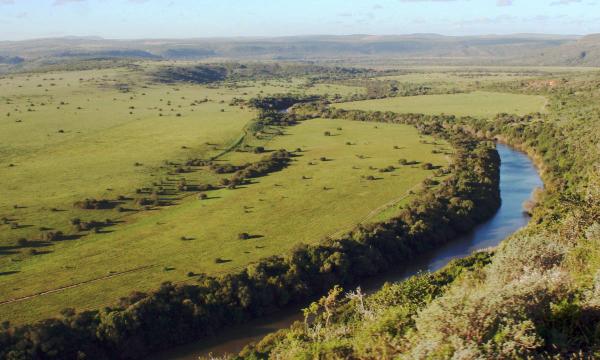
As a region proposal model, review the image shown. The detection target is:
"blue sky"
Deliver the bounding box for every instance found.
[1,0,599,41]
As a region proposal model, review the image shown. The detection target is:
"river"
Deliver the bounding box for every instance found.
[154,143,543,360]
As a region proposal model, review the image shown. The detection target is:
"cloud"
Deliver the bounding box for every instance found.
[0,0,15,4]
[453,14,517,27]
[497,0,513,6]
[53,0,85,5]
[550,0,582,4]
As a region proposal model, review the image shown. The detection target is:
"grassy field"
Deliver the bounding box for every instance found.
[0,65,447,324]
[0,117,448,324]
[0,68,365,247]
[336,91,547,117]
[0,66,547,325]
[376,71,540,84]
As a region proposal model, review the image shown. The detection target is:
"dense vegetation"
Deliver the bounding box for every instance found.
[237,73,600,359]
[153,63,372,85]
[0,107,501,358]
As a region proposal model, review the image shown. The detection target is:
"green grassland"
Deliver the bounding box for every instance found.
[0,66,436,324]
[0,68,364,247]
[336,91,547,117]
[0,66,541,326]
[376,71,540,84]
[0,115,448,324]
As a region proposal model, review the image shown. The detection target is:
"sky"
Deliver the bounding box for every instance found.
[1,0,599,41]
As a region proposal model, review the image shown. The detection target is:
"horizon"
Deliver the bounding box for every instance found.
[0,32,592,43]
[2,0,600,41]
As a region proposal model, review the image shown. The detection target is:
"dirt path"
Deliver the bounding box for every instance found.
[327,180,424,239]
[0,264,157,306]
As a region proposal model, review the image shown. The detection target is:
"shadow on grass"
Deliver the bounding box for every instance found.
[0,271,19,276]
[214,258,232,264]
[56,234,83,241]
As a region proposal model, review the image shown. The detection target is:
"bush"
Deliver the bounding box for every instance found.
[73,198,115,210]
[41,231,63,241]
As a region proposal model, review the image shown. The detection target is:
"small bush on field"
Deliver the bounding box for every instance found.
[41,231,63,241]
[73,198,116,210]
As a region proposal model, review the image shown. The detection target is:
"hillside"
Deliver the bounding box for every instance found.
[0,34,597,69]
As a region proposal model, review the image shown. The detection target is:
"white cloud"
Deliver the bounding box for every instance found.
[497,0,513,6]
[53,0,85,5]
[550,0,582,4]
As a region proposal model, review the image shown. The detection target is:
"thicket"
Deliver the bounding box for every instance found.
[153,63,372,85]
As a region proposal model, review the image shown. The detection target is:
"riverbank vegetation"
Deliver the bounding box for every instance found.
[235,70,600,359]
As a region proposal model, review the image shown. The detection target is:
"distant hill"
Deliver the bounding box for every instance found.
[0,34,598,67]
[0,55,24,65]
[527,34,600,66]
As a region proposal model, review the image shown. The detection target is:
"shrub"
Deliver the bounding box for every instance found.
[137,198,153,206]
[73,198,115,210]
[41,231,63,241]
